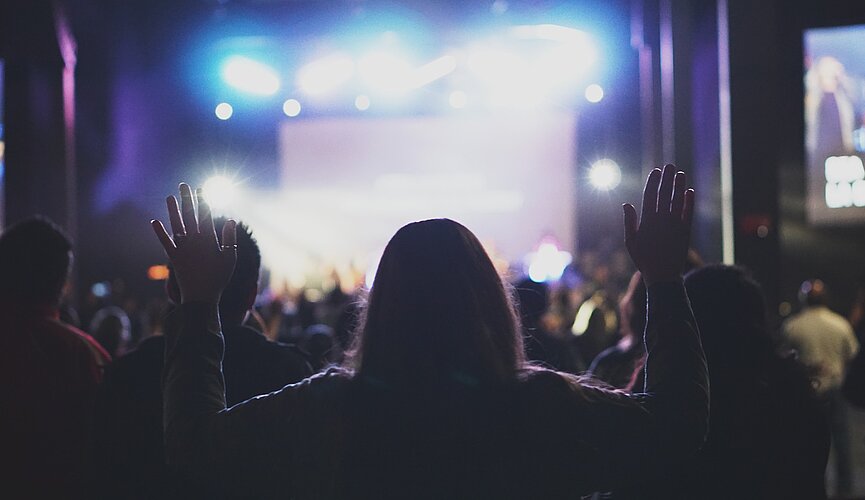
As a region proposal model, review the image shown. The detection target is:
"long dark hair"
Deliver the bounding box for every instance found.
[347,219,524,387]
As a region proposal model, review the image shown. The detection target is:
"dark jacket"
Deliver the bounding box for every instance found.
[1,304,109,499]
[163,282,709,499]
[96,320,311,498]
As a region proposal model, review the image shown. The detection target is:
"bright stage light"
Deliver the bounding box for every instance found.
[410,55,457,88]
[221,56,280,96]
[214,102,233,120]
[355,95,371,111]
[465,24,599,107]
[527,242,572,283]
[468,48,525,85]
[585,84,604,103]
[449,90,467,109]
[203,175,239,212]
[283,99,302,117]
[588,159,622,191]
[297,55,355,96]
[358,51,413,93]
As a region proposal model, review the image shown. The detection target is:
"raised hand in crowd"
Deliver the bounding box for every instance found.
[151,183,237,304]
[623,164,694,286]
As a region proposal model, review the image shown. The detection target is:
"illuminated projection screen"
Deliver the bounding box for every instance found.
[249,114,576,285]
[804,24,865,225]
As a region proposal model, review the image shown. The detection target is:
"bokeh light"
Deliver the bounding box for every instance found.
[214,102,233,120]
[588,158,622,191]
[283,99,302,117]
[585,83,604,103]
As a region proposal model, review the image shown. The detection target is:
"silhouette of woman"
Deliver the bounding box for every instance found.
[151,166,708,498]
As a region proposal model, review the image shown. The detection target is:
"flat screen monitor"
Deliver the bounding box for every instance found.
[804,24,865,224]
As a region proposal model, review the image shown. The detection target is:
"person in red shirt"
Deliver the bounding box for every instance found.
[0,217,109,498]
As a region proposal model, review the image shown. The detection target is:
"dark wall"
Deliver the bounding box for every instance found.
[0,1,70,228]
[726,0,782,311]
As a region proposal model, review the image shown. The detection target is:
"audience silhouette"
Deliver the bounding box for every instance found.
[782,279,859,497]
[96,218,311,498]
[516,277,582,373]
[150,166,709,498]
[618,265,830,499]
[0,217,110,498]
[587,271,647,390]
[4,160,850,498]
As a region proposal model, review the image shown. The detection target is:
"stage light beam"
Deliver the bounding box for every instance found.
[410,55,457,88]
[297,55,355,96]
[358,51,413,93]
[221,56,280,96]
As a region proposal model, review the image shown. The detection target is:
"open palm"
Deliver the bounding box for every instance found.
[623,165,695,287]
[151,183,237,304]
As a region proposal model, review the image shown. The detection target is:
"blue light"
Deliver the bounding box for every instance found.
[221,56,280,96]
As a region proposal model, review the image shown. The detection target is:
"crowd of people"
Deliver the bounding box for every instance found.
[2,166,864,498]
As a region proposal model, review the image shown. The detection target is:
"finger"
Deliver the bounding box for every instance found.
[623,203,638,249]
[641,168,662,221]
[151,220,176,256]
[179,183,199,234]
[656,164,676,214]
[682,188,695,236]
[670,171,687,218]
[221,220,238,267]
[166,195,185,237]
[221,219,237,249]
[196,188,217,243]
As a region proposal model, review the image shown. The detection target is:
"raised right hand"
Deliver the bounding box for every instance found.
[622,165,694,287]
[150,183,237,304]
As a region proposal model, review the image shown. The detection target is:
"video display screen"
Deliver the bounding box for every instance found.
[804,24,865,224]
[259,113,577,286]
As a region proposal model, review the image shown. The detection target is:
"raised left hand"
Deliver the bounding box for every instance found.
[151,183,237,304]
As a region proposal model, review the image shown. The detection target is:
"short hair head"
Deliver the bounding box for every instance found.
[0,217,72,305]
[348,219,523,387]
[684,265,773,370]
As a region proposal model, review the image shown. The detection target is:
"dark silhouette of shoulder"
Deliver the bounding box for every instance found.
[222,324,313,405]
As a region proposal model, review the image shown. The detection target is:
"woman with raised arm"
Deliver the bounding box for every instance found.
[152,165,708,498]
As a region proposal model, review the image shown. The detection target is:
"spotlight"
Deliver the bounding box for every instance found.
[147,265,170,281]
[468,48,525,86]
[297,55,355,96]
[449,90,467,109]
[202,175,238,212]
[527,242,572,283]
[214,102,233,120]
[221,56,280,96]
[282,99,302,117]
[358,51,413,93]
[588,159,622,191]
[355,95,371,111]
[585,84,604,103]
[410,55,457,88]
